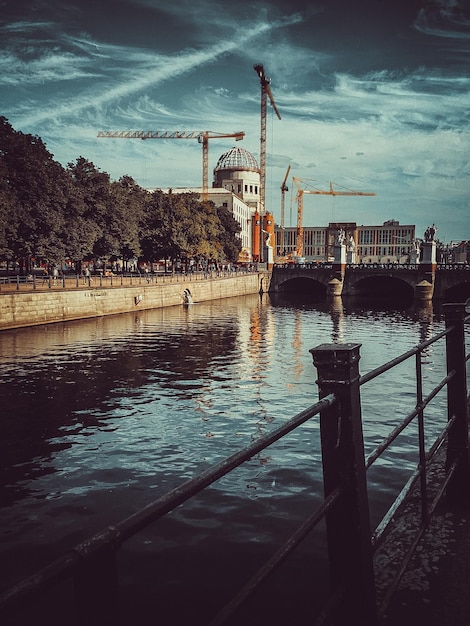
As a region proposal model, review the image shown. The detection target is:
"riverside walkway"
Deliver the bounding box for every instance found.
[0,268,251,292]
[0,270,265,331]
[378,430,470,626]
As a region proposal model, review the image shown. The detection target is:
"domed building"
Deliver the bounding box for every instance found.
[154,145,273,264]
[213,146,260,213]
[212,146,275,263]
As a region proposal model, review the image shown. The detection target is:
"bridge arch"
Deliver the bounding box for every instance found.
[443,280,470,303]
[347,275,415,300]
[273,276,328,297]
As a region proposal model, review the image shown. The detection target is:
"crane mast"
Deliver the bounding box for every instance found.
[292,178,376,258]
[280,165,291,256]
[97,130,244,201]
[253,63,281,262]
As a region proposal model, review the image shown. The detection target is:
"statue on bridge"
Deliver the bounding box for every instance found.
[346,234,356,264]
[410,239,421,264]
[335,228,346,246]
[422,224,438,265]
[424,224,437,242]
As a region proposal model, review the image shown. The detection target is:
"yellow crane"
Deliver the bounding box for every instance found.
[292,178,376,258]
[253,63,281,262]
[279,165,291,256]
[97,130,245,201]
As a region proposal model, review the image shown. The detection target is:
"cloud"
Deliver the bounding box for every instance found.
[9,12,303,129]
[413,1,470,44]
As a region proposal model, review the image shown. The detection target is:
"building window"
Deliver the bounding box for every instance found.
[360,230,373,245]
[378,229,391,244]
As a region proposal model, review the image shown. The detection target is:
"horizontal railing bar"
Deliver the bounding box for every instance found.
[372,467,421,550]
[0,552,80,609]
[115,393,337,542]
[207,487,343,626]
[366,408,419,470]
[428,456,459,519]
[371,408,457,550]
[0,394,337,612]
[366,370,454,470]
[373,410,458,555]
[425,414,456,463]
[359,327,451,386]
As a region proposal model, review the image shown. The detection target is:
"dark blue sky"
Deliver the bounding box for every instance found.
[1,0,469,241]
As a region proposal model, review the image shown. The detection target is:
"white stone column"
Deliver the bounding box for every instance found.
[421,240,437,265]
[334,243,346,265]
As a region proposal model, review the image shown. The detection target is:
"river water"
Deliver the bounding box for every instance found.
[0,292,462,624]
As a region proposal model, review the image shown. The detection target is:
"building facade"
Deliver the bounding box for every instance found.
[275,220,416,264]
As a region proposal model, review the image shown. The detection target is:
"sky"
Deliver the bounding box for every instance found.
[1,0,469,243]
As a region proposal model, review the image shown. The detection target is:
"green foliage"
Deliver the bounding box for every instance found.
[0,116,69,266]
[0,118,244,269]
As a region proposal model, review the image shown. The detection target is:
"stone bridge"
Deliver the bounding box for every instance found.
[269,263,470,301]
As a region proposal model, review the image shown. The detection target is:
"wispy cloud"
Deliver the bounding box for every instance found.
[414,1,470,39]
[10,12,303,128]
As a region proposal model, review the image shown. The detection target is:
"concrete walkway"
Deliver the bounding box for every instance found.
[381,504,470,625]
[376,429,470,626]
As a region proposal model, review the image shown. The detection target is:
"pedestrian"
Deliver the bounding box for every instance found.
[83,266,92,284]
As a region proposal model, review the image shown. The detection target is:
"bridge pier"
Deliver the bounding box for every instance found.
[415,279,434,301]
[328,242,347,296]
[327,278,343,296]
[415,241,437,300]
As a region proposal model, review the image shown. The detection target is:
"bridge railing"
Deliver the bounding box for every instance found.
[273,262,470,271]
[0,303,468,626]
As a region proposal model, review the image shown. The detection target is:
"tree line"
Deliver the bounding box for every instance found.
[0,117,242,273]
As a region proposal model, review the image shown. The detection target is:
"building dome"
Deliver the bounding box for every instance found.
[214,147,259,173]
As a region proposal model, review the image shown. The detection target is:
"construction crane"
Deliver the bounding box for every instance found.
[279,165,291,256]
[292,178,376,258]
[253,63,281,262]
[97,130,245,201]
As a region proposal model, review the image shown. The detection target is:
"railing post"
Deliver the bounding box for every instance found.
[310,343,377,625]
[444,302,470,507]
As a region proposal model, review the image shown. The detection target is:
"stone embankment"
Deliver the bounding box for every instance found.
[0,272,267,331]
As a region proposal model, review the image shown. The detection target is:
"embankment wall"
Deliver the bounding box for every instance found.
[0,274,264,331]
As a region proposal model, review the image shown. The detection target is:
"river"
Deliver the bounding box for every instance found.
[0,292,459,625]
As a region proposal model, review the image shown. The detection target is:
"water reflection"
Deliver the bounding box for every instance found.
[329,296,345,343]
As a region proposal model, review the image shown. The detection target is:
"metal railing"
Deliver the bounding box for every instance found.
[0,303,468,626]
[0,268,257,292]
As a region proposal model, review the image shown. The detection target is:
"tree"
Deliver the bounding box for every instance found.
[0,117,246,273]
[111,175,146,263]
[141,190,191,263]
[0,116,69,270]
